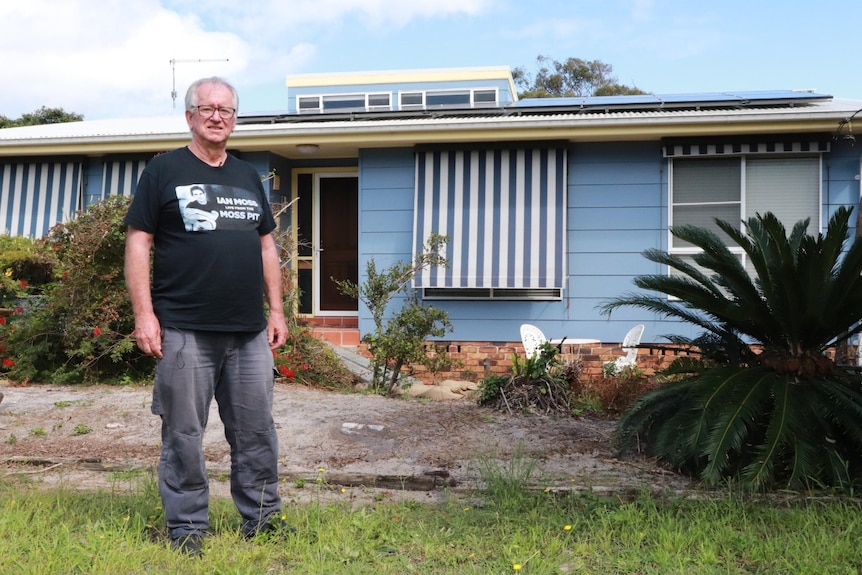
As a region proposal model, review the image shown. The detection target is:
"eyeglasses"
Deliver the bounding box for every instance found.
[193,105,236,119]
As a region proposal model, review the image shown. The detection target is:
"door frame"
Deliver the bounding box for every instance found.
[313,171,359,316]
[290,167,359,318]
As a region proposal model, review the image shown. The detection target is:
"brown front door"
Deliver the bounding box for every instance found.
[318,175,358,312]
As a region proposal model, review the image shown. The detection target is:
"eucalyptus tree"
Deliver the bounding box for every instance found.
[513,55,645,99]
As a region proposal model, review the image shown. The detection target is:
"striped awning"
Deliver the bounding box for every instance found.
[413,146,567,289]
[0,161,82,238]
[102,159,147,198]
[663,140,830,157]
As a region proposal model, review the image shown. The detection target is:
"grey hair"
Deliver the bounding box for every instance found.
[184,77,239,112]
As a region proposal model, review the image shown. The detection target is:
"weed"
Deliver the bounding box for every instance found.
[475,443,543,508]
[54,399,94,409]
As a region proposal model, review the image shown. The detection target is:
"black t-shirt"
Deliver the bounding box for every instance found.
[124,147,276,332]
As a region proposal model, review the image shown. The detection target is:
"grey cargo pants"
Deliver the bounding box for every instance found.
[152,328,281,539]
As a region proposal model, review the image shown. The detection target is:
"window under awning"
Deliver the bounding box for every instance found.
[0,161,82,238]
[413,145,567,290]
[102,159,147,198]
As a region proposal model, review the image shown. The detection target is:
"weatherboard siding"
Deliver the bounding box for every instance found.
[355,142,696,344]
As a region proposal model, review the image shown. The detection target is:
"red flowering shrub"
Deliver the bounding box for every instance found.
[0,308,22,373]
[272,327,355,389]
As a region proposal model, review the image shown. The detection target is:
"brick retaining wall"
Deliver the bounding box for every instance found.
[356,340,696,384]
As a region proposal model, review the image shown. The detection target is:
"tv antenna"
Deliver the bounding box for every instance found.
[170,58,230,108]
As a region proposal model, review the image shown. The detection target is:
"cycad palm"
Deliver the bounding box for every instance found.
[601,207,862,490]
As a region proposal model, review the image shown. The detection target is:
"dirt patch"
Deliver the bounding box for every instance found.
[0,381,692,503]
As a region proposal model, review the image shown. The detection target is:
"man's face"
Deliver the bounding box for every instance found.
[186,83,236,146]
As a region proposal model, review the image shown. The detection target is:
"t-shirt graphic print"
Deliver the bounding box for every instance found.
[176,183,265,232]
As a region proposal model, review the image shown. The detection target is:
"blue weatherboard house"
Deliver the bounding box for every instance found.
[1,66,860,376]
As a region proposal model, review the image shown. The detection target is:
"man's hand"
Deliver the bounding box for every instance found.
[267,310,288,350]
[134,312,163,359]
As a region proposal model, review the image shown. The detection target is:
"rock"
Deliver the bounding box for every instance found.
[341,422,385,435]
[401,379,479,400]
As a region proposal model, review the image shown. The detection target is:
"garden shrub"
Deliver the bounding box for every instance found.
[571,366,658,415]
[0,234,55,288]
[273,326,356,390]
[334,233,454,395]
[2,196,151,384]
[602,207,862,491]
[0,235,53,308]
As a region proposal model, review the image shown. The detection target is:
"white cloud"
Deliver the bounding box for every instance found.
[0,0,491,120]
[0,1,246,118]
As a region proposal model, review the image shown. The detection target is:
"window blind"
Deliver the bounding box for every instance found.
[413,147,567,289]
[102,159,147,199]
[0,161,82,238]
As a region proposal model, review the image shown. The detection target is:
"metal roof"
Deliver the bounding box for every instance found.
[0,93,860,160]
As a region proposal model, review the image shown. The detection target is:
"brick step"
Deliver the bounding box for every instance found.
[310,326,361,348]
[303,316,358,328]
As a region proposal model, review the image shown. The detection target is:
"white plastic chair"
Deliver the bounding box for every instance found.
[520,324,566,359]
[603,324,645,375]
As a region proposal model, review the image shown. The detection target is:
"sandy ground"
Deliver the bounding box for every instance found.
[0,381,692,504]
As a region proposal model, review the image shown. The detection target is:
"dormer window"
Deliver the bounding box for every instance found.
[296,92,393,113]
[426,90,471,108]
[400,92,423,108]
[399,88,499,110]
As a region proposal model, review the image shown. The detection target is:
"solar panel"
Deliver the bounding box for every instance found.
[512,90,832,111]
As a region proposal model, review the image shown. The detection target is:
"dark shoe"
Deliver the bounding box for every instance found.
[246,516,297,539]
[170,533,203,557]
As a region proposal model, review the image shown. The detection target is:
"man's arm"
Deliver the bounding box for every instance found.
[124,227,162,358]
[261,232,288,349]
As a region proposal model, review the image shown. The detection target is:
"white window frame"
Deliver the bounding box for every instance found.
[296,92,392,113]
[398,87,499,110]
[668,154,823,275]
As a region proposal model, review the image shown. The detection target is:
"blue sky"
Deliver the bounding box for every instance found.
[1,0,860,121]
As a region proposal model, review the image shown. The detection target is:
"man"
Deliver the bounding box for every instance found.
[124,77,289,556]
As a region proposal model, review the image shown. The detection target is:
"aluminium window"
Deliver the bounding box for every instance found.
[399,88,499,110]
[669,154,821,273]
[297,96,321,112]
[296,92,392,113]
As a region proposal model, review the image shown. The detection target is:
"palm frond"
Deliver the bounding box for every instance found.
[612,378,695,454]
[739,376,802,489]
[700,368,774,484]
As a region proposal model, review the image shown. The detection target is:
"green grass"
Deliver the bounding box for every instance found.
[0,471,861,575]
